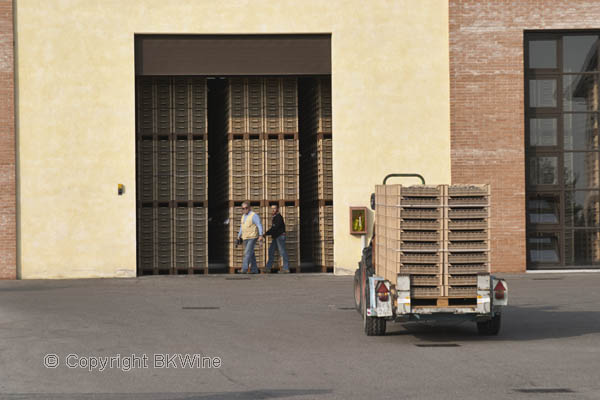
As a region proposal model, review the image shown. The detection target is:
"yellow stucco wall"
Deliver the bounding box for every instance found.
[15,0,450,278]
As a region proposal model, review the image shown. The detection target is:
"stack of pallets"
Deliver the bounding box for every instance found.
[222,77,300,272]
[445,185,491,297]
[374,184,490,305]
[375,185,445,298]
[135,77,208,275]
[313,204,334,270]
[299,77,334,272]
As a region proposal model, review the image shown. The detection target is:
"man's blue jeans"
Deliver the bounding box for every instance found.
[265,235,289,271]
[242,238,259,273]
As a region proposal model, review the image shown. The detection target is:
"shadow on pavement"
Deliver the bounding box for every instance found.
[384,305,600,342]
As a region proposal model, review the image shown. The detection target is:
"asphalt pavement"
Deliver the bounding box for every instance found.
[0,272,599,400]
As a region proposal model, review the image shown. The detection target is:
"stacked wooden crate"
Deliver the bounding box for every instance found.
[265,137,282,200]
[263,77,300,271]
[299,77,333,272]
[135,77,208,275]
[375,185,445,298]
[224,78,261,271]
[374,184,490,301]
[313,204,334,270]
[445,185,491,297]
[223,77,300,272]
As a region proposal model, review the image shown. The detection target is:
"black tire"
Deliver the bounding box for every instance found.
[365,315,386,336]
[362,244,374,276]
[353,268,362,314]
[362,277,386,336]
[355,242,373,316]
[477,313,501,336]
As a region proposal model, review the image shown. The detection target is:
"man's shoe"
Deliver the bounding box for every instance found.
[280,269,290,274]
[236,269,248,274]
[263,269,271,274]
[249,270,260,274]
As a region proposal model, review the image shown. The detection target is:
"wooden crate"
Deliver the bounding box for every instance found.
[447,220,489,230]
[446,286,478,297]
[398,264,442,275]
[411,286,444,298]
[447,263,490,275]
[447,241,488,251]
[411,274,443,286]
[447,184,490,197]
[446,274,478,286]
[447,252,489,264]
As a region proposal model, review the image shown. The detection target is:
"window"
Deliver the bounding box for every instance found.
[526,32,600,269]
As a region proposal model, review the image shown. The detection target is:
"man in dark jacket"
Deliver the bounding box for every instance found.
[263,204,290,273]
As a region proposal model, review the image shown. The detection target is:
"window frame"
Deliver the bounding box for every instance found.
[525,31,600,269]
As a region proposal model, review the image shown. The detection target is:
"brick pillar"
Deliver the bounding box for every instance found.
[449,0,527,274]
[0,0,16,279]
[449,0,600,273]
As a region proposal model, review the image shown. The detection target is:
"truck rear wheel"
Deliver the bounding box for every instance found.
[364,314,386,336]
[477,313,501,336]
[362,282,386,336]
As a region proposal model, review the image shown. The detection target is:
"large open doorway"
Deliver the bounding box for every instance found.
[134,35,333,275]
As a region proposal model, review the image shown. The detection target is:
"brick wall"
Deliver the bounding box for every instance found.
[450,0,600,273]
[0,0,15,279]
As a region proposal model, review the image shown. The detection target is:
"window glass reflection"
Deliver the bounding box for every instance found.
[528,234,560,263]
[565,191,600,227]
[564,229,600,265]
[529,40,557,69]
[530,157,558,185]
[564,152,600,189]
[563,35,599,73]
[529,118,557,146]
[528,194,560,224]
[563,75,598,112]
[564,113,599,150]
[529,79,557,108]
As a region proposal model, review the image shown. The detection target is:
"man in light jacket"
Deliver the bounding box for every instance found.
[237,201,263,274]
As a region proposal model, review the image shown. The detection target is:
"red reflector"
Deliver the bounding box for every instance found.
[376,282,389,294]
[494,281,505,292]
[494,281,505,300]
[376,282,389,302]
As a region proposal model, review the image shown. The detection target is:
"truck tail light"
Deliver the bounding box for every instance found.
[494,281,506,300]
[376,282,389,302]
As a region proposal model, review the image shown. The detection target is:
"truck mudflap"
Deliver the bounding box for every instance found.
[367,276,393,318]
[476,273,492,314]
[396,274,411,315]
